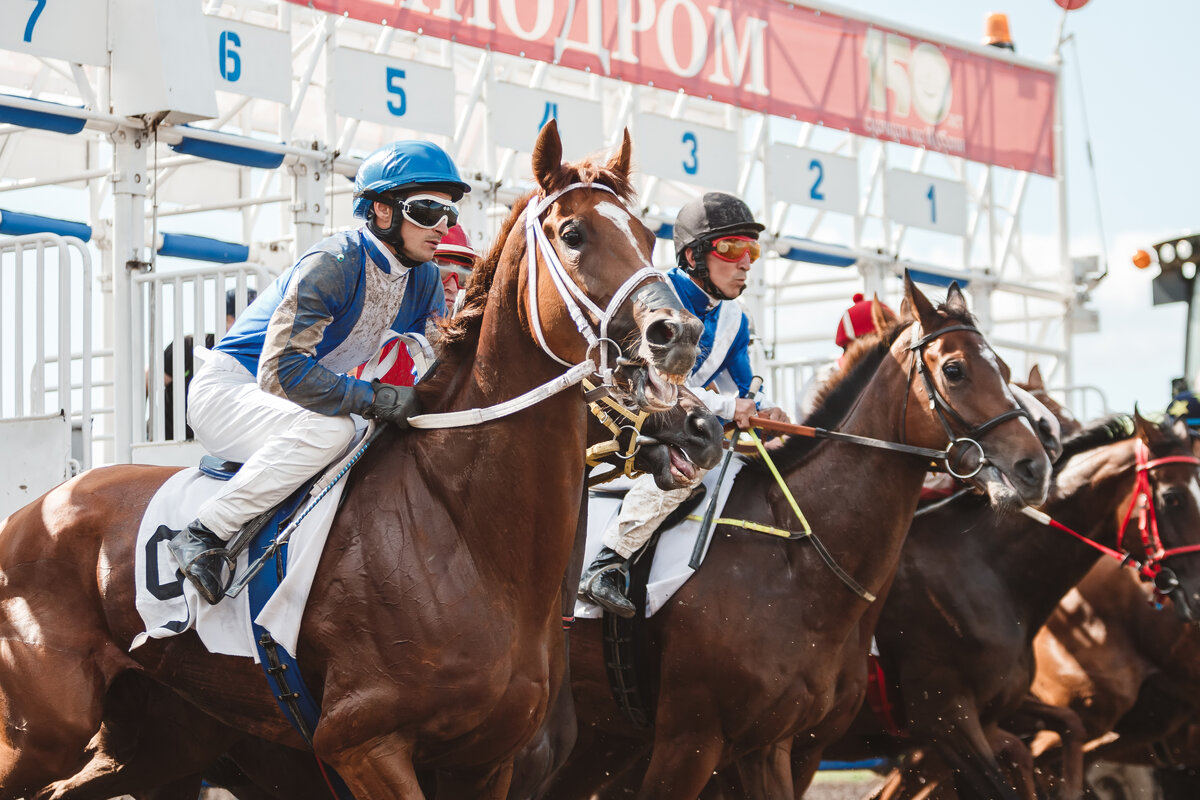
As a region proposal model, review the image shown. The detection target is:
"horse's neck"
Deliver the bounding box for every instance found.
[747,354,929,594]
[994,441,1139,629]
[415,307,587,615]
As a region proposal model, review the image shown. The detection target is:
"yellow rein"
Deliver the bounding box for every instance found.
[687,427,875,603]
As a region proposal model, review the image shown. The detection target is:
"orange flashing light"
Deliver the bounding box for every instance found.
[1132,249,1153,269]
[984,13,1014,49]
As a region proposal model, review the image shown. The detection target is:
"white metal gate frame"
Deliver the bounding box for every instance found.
[0,0,1101,469]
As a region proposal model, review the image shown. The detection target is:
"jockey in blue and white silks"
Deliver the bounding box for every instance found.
[666,265,762,424]
[166,140,471,605]
[579,192,790,620]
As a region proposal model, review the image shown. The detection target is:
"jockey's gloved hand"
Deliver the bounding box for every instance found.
[365,380,421,428]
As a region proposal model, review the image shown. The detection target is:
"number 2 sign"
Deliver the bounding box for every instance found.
[766,143,858,216]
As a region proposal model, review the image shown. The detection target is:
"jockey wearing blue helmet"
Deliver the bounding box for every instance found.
[353,140,472,254]
[164,140,469,605]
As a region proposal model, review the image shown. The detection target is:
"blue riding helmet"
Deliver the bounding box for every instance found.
[352,141,472,219]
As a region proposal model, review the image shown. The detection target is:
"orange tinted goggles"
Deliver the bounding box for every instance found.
[711,236,761,263]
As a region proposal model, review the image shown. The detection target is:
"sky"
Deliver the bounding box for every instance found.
[827,0,1200,415]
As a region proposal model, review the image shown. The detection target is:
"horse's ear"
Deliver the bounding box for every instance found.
[944,281,969,316]
[1026,364,1045,391]
[1132,406,1167,448]
[870,294,896,334]
[605,128,632,180]
[532,119,564,192]
[903,271,938,330]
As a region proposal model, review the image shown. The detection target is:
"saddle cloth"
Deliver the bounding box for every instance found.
[131,438,359,661]
[574,458,745,620]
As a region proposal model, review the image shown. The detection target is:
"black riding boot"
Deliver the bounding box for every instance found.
[166,520,230,605]
[578,546,635,618]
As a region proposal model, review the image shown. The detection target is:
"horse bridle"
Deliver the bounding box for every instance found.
[583,377,661,486]
[1121,440,1200,596]
[524,182,668,387]
[902,323,1033,480]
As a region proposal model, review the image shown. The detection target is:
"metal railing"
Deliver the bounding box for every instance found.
[0,233,94,467]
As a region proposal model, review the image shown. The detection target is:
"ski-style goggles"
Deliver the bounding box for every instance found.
[396,194,460,229]
[709,235,761,263]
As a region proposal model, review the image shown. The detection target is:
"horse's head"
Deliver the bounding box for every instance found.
[1130,411,1200,625]
[585,383,723,490]
[635,385,724,488]
[898,274,1051,509]
[523,120,702,411]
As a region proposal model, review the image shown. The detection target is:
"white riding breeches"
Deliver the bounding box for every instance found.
[187,351,358,541]
[602,470,710,559]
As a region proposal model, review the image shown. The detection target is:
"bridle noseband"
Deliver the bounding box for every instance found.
[904,323,1033,480]
[524,182,667,387]
[1122,439,1200,591]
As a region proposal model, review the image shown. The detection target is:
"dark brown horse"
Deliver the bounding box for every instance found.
[544,278,1052,799]
[32,385,725,800]
[0,120,705,800]
[1032,551,1200,797]
[829,411,1200,800]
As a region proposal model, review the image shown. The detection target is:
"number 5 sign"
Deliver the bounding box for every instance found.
[331,47,455,137]
[634,113,737,192]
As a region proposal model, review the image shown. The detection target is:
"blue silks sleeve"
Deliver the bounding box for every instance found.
[258,253,375,416]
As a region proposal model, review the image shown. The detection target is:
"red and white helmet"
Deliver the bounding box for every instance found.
[434,224,475,269]
[835,293,896,350]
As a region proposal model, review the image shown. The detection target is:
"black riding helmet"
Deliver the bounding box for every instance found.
[673,193,764,299]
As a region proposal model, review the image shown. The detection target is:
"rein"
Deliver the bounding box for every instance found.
[1019,439,1200,597]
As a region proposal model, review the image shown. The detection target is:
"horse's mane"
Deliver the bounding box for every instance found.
[1055,414,1136,472]
[743,298,976,477]
[421,151,637,399]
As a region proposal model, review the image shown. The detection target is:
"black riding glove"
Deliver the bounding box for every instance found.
[364,380,421,428]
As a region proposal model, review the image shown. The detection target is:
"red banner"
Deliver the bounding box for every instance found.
[291,0,1057,176]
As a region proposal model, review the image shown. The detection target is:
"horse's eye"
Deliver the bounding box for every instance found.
[942,362,965,382]
[560,224,584,248]
[1163,489,1185,509]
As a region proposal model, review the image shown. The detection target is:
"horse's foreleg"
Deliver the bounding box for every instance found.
[731,740,794,799]
[317,733,426,799]
[636,724,724,800]
[1009,695,1086,800]
[986,727,1037,800]
[435,759,514,800]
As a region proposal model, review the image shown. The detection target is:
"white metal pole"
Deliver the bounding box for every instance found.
[109,127,148,464]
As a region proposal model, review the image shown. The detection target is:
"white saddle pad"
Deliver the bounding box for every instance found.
[131,465,349,661]
[575,458,745,619]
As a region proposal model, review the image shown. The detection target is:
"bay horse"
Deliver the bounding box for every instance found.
[1032,551,1200,796]
[543,277,1052,799]
[33,385,724,800]
[0,120,705,800]
[829,411,1200,800]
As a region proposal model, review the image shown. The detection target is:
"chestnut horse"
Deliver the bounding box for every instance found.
[831,411,1200,800]
[0,121,704,800]
[1032,551,1200,796]
[33,386,724,800]
[544,278,1052,799]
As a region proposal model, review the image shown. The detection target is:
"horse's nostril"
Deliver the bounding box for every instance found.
[1015,458,1040,486]
[645,318,680,347]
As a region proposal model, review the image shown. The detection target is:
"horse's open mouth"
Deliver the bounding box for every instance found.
[668,445,697,484]
[616,362,682,413]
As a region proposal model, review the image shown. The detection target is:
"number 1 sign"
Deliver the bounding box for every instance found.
[885,170,967,236]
